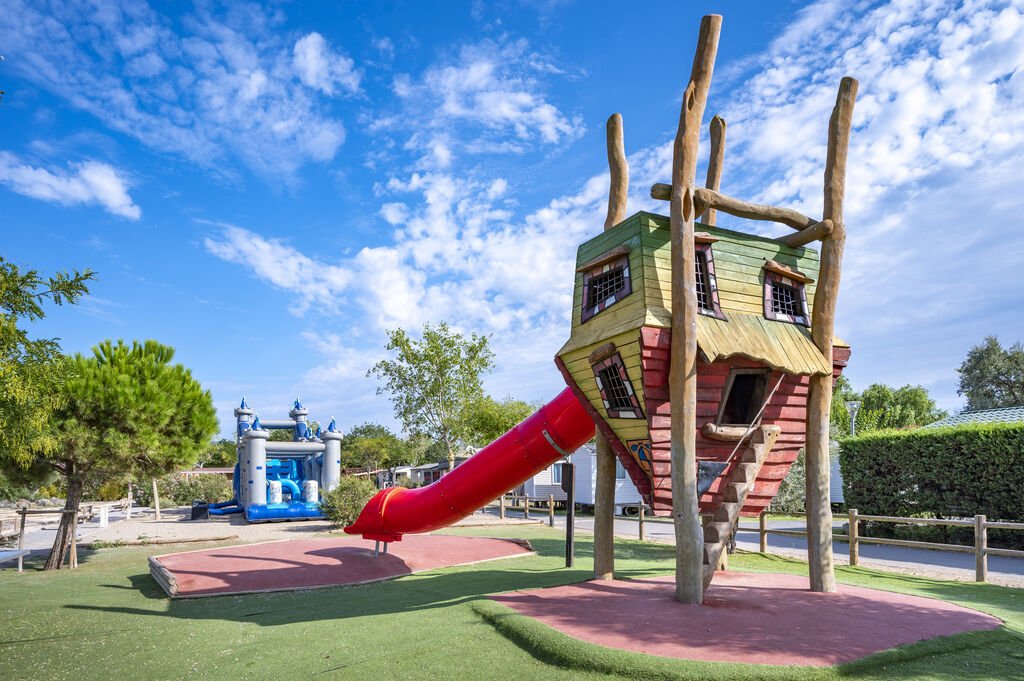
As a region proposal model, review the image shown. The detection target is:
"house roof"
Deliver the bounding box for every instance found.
[921,406,1024,428]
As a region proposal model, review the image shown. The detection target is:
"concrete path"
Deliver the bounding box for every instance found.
[484,508,1024,587]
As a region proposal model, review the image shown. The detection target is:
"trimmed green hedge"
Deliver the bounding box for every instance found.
[839,423,1024,548]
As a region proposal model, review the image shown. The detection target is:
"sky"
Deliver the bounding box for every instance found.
[2,0,1023,437]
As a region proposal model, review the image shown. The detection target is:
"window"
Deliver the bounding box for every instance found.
[580,250,632,323]
[552,463,562,484]
[694,240,726,320]
[717,369,771,426]
[615,460,626,479]
[590,352,645,419]
[763,261,811,326]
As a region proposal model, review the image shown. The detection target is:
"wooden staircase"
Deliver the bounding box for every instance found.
[701,424,782,590]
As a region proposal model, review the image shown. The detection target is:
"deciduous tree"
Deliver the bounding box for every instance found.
[460,394,537,447]
[368,322,493,471]
[958,336,1024,410]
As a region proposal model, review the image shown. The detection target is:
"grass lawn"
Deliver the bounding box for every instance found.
[1,525,1021,681]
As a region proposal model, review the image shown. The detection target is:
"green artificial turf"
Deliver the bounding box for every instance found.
[1,526,1021,681]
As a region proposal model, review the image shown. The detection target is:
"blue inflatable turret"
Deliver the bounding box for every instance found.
[240,396,249,409]
[327,417,339,432]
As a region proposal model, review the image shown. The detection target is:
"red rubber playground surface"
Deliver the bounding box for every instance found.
[491,572,1003,667]
[151,534,534,598]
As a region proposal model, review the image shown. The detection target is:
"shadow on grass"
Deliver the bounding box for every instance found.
[63,536,677,627]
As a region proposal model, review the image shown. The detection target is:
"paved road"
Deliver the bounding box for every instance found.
[482,508,1024,586]
[3,506,145,557]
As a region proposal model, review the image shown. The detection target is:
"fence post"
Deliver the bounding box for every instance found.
[759,510,767,553]
[849,508,859,566]
[499,495,506,519]
[548,495,555,526]
[17,511,26,573]
[639,503,645,542]
[975,514,987,583]
[524,497,530,520]
[70,510,79,569]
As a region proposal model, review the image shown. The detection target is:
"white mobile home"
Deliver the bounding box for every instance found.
[522,442,642,514]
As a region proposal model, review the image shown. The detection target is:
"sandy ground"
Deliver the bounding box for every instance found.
[83,506,543,546]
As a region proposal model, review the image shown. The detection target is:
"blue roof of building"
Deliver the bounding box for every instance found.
[922,406,1024,428]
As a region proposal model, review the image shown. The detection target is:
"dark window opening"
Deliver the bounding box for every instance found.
[695,251,711,312]
[719,371,770,426]
[587,267,626,308]
[598,365,633,410]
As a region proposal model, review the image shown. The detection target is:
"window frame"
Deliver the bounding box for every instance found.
[580,251,633,323]
[694,241,727,321]
[763,270,810,326]
[590,351,645,420]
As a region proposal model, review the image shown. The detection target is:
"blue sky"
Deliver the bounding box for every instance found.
[3,0,1023,436]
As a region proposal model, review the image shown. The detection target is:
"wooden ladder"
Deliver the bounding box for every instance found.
[701,424,782,590]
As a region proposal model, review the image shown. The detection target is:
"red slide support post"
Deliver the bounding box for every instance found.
[345,388,594,543]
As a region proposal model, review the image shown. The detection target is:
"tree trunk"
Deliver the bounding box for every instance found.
[44,471,84,571]
[446,440,455,474]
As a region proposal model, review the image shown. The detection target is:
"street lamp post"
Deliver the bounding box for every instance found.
[845,401,861,437]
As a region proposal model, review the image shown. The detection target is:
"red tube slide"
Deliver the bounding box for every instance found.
[345,387,594,542]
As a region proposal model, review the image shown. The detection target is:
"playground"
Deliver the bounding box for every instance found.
[2,525,1022,680]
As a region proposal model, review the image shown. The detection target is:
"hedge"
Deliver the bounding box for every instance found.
[839,423,1024,548]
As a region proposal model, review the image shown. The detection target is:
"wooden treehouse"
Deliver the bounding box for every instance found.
[566,14,857,599]
[555,213,850,576]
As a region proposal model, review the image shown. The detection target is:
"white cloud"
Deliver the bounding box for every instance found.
[379,202,409,225]
[0,1,352,182]
[378,38,584,169]
[0,151,141,219]
[292,32,362,96]
[202,223,353,314]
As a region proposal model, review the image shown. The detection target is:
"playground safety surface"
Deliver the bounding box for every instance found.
[149,534,534,598]
[490,571,1003,666]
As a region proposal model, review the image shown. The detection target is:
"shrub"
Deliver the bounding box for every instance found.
[135,473,233,507]
[320,476,377,527]
[768,448,806,514]
[840,423,1024,549]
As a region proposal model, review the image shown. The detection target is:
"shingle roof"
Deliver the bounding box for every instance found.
[922,406,1024,428]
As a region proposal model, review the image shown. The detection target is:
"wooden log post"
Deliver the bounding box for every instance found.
[759,510,768,553]
[70,510,78,569]
[701,116,726,226]
[548,494,555,527]
[975,514,987,582]
[805,76,858,593]
[152,477,161,521]
[17,511,26,572]
[670,14,721,605]
[848,508,859,566]
[593,112,629,582]
[499,494,506,519]
[639,503,646,542]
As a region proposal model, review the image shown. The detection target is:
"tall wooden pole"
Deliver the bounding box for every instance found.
[805,76,857,593]
[670,14,721,605]
[701,116,726,226]
[594,113,629,581]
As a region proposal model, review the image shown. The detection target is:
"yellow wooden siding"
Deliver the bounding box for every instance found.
[559,330,650,448]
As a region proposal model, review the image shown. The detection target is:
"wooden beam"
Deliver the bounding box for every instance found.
[604,113,629,231]
[775,219,833,248]
[702,116,726,226]
[594,113,630,581]
[651,184,817,231]
[805,76,858,594]
[762,260,814,284]
[576,245,631,273]
[670,13,721,606]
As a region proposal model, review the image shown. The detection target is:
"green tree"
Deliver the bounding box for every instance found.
[0,257,94,465]
[198,438,237,467]
[830,377,944,434]
[461,394,537,447]
[33,339,217,569]
[958,336,1024,409]
[368,322,494,471]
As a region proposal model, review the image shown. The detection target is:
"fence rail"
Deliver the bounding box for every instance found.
[732,508,1024,583]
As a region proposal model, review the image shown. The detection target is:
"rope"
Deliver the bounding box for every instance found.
[723,373,786,465]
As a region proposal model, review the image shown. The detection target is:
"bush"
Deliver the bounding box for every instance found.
[320,476,377,527]
[768,448,806,514]
[135,474,233,507]
[840,423,1024,549]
